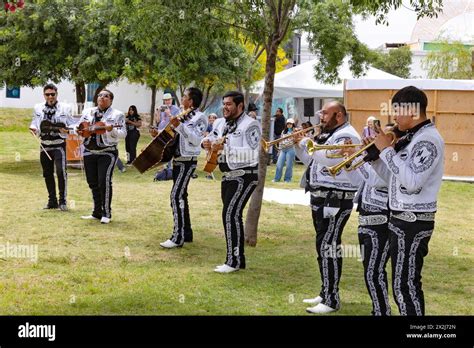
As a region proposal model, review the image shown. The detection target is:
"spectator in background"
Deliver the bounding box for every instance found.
[206,113,218,135]
[153,93,181,175]
[125,105,142,165]
[155,93,180,130]
[272,118,296,183]
[272,107,286,164]
[248,102,258,120]
[362,116,377,138]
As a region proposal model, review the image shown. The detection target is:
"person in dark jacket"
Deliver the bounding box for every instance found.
[272,108,286,164]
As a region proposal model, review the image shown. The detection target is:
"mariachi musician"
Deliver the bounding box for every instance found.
[201,91,261,273]
[371,86,445,316]
[341,123,404,316]
[294,101,361,314]
[76,89,126,224]
[159,87,208,249]
[29,83,75,211]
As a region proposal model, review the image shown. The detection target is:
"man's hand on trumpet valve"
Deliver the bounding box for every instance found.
[292,131,305,145]
[337,139,356,157]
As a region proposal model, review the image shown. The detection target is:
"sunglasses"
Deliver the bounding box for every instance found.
[44,93,56,97]
[98,93,111,98]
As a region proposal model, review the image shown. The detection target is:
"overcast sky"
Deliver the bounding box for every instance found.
[353,6,418,48]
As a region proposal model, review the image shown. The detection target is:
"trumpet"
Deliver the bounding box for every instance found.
[326,132,396,177]
[306,139,362,157]
[260,124,320,152]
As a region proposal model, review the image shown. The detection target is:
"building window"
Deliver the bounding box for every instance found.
[87,83,100,102]
[6,86,20,98]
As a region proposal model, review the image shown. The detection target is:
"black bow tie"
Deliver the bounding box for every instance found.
[223,119,238,136]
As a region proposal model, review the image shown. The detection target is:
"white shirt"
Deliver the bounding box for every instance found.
[174,110,208,157]
[78,107,126,147]
[30,102,75,139]
[371,122,444,212]
[202,114,261,170]
[295,122,361,191]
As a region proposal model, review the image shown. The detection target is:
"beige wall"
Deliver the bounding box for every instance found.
[345,88,474,177]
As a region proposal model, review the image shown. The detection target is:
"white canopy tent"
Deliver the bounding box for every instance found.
[253,58,401,99]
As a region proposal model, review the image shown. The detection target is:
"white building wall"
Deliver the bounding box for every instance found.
[0,79,166,115]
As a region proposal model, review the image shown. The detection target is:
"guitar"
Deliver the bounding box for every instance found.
[203,136,226,174]
[132,108,194,173]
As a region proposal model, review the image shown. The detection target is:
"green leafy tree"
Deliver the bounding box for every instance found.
[371,46,412,78]
[422,39,474,79]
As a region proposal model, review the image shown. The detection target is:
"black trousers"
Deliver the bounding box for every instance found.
[311,193,354,309]
[125,130,140,163]
[389,215,434,316]
[169,160,197,245]
[358,207,391,316]
[221,173,258,269]
[83,150,117,219]
[40,144,67,205]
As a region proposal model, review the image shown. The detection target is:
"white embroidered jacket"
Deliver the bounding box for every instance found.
[202,114,261,170]
[78,107,127,147]
[30,102,75,140]
[371,122,444,212]
[174,110,208,157]
[295,122,361,191]
[347,162,389,212]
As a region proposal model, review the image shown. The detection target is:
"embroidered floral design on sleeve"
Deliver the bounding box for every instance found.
[246,124,261,149]
[408,141,438,173]
[384,149,399,174]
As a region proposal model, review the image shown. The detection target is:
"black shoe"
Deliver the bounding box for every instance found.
[43,202,58,209]
[59,204,68,211]
[191,173,198,179]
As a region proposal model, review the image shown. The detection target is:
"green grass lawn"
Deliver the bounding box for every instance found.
[0,109,473,315]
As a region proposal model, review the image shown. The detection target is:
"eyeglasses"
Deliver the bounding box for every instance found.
[44,93,56,97]
[98,93,111,98]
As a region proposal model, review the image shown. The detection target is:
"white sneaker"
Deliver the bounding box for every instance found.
[160,239,181,249]
[100,217,111,224]
[303,296,323,305]
[81,215,100,220]
[214,264,239,273]
[306,303,338,314]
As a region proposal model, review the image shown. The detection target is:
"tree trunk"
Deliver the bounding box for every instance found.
[150,85,157,125]
[74,82,86,114]
[244,39,279,247]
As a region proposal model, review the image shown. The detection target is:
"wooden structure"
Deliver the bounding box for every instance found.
[344,79,474,177]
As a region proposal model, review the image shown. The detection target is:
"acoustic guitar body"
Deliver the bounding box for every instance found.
[132,128,175,173]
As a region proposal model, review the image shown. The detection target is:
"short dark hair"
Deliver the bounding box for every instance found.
[100,89,114,100]
[223,91,245,109]
[43,83,58,92]
[186,87,203,108]
[277,107,283,114]
[330,101,346,118]
[247,102,258,112]
[391,86,427,116]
